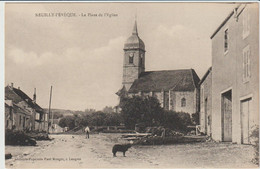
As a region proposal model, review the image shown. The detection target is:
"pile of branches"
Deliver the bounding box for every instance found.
[135,136,185,145]
[133,127,186,145]
[26,131,52,141]
[146,126,184,137]
[5,129,36,146]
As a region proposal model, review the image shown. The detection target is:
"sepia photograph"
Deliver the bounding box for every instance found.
[3,2,259,168]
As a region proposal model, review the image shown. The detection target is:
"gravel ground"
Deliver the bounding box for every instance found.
[5,133,257,168]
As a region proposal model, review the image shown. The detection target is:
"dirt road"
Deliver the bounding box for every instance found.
[5,133,257,168]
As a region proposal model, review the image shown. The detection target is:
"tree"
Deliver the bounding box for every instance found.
[84,109,96,115]
[52,112,64,119]
[102,106,114,114]
[90,111,106,126]
[104,113,123,126]
[58,116,76,129]
[120,96,164,129]
[78,114,91,127]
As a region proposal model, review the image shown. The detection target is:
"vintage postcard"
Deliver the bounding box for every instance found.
[3,2,259,168]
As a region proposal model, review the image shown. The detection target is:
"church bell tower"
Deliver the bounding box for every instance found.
[122,20,145,91]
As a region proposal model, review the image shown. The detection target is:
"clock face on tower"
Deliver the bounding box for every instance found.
[129,53,134,64]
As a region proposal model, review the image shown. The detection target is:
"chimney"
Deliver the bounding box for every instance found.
[33,88,36,103]
[234,8,238,21]
[11,83,14,90]
[18,87,20,90]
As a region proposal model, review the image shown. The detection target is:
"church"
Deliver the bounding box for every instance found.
[117,20,200,116]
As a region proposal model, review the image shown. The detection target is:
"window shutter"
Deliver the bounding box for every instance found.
[248,50,251,77]
[243,51,246,81]
[247,12,250,33]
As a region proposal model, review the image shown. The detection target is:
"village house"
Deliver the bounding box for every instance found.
[118,20,200,115]
[5,99,31,131]
[199,67,212,136]
[5,83,48,132]
[210,4,258,144]
[49,118,64,133]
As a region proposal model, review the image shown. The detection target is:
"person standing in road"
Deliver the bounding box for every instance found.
[85,126,90,139]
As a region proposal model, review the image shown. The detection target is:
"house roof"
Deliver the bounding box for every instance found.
[5,86,43,112]
[210,4,245,39]
[128,69,200,93]
[5,100,31,116]
[14,104,32,116]
[5,100,13,107]
[199,67,212,85]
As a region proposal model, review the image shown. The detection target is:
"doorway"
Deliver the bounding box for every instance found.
[241,98,252,144]
[221,90,232,142]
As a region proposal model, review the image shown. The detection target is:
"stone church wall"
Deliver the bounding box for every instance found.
[153,91,164,107]
[173,91,195,115]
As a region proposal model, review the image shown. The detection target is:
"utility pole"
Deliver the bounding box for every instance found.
[47,86,53,134]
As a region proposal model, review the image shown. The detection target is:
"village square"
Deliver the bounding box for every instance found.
[3,2,259,168]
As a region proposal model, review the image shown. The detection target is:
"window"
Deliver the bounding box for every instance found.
[140,57,143,66]
[23,117,25,128]
[9,107,13,121]
[181,98,186,107]
[243,45,251,82]
[140,54,144,66]
[129,53,134,64]
[224,28,229,53]
[19,115,22,126]
[243,8,250,39]
[164,91,169,110]
[45,113,48,122]
[35,113,40,120]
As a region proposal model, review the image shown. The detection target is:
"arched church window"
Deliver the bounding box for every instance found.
[129,53,134,64]
[181,98,186,107]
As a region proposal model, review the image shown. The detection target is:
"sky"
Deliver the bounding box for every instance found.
[5,2,238,111]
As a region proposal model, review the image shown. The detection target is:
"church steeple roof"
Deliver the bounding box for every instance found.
[132,20,138,35]
[124,19,145,51]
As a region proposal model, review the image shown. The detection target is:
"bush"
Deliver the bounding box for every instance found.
[120,96,164,129]
[251,126,259,166]
[162,111,192,133]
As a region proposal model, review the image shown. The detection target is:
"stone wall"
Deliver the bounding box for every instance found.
[200,71,212,135]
